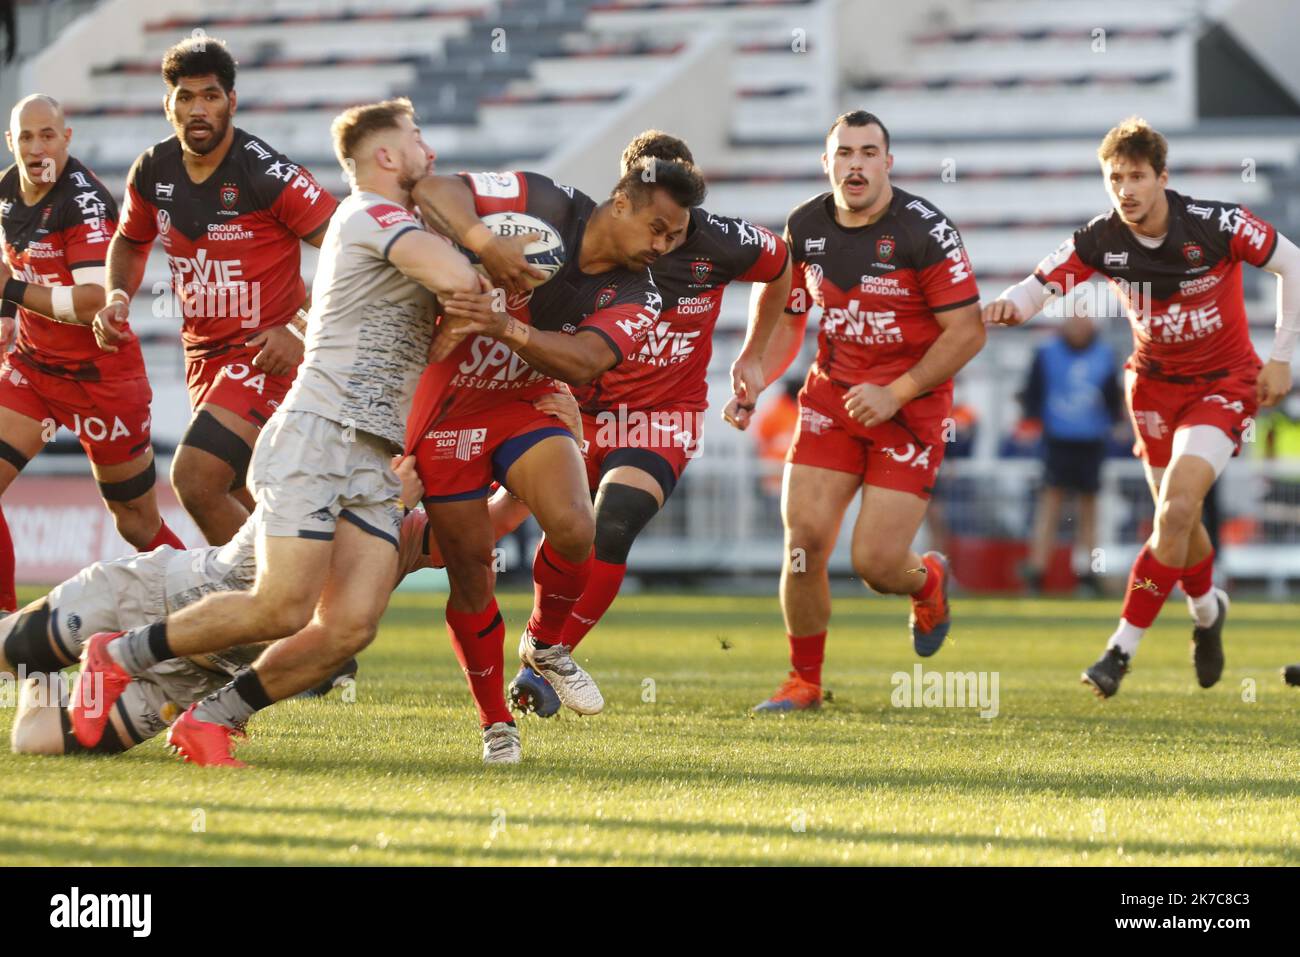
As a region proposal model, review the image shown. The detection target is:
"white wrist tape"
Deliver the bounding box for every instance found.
[999,275,1053,322]
[1264,232,1300,363]
[107,289,130,306]
[51,285,76,322]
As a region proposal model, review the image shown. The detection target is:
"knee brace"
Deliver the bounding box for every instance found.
[592,483,661,565]
[180,410,253,488]
[2,601,74,671]
[97,459,157,503]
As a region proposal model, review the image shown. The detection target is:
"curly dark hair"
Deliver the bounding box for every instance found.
[161,36,238,93]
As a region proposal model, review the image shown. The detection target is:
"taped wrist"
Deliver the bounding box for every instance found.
[3,278,29,305]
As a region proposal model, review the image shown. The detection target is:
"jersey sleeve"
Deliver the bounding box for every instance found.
[1033,228,1098,290]
[348,201,423,261]
[269,161,337,239]
[733,221,789,284]
[1226,205,1278,268]
[578,281,663,366]
[457,171,530,216]
[58,175,118,270]
[913,214,981,312]
[117,151,158,245]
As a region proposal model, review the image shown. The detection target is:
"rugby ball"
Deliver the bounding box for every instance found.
[463,212,565,287]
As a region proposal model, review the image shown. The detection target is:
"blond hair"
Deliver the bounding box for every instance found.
[331,97,415,170]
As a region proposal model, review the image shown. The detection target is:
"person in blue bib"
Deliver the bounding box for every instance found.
[1020,301,1123,593]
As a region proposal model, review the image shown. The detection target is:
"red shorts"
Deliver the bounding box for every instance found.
[787,368,950,500]
[0,355,153,466]
[578,407,700,497]
[1125,363,1258,468]
[415,397,572,501]
[185,343,297,428]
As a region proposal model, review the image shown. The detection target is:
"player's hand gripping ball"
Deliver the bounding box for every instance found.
[461,212,564,298]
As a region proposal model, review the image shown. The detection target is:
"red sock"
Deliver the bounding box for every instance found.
[527,539,592,645]
[1181,549,1215,599]
[0,505,15,612]
[446,600,511,727]
[789,631,826,686]
[1120,544,1183,628]
[145,520,184,551]
[560,558,626,649]
[911,555,939,600]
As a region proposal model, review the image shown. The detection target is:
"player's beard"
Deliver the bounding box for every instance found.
[397,156,432,195]
[180,109,231,156]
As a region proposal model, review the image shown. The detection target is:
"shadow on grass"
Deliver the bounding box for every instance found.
[0,807,1292,866]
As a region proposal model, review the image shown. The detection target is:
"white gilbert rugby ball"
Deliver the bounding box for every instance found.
[465,212,565,287]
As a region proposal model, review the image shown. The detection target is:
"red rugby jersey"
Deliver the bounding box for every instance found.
[1033,190,1275,380]
[118,128,337,360]
[405,170,662,446]
[0,157,142,379]
[574,208,788,414]
[784,187,980,391]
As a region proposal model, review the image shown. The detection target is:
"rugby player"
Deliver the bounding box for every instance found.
[497,131,791,716]
[0,94,183,616]
[95,37,337,546]
[984,117,1300,697]
[3,410,574,762]
[724,110,986,712]
[406,156,701,727]
[70,98,480,766]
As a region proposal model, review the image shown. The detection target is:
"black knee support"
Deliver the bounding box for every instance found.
[181,410,253,487]
[592,483,661,565]
[2,601,74,671]
[97,459,157,502]
[59,706,126,754]
[602,447,678,499]
[0,437,30,473]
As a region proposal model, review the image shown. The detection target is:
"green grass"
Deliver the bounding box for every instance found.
[1,587,1298,866]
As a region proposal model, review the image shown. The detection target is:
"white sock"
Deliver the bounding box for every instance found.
[1187,589,1220,629]
[1106,620,1144,657]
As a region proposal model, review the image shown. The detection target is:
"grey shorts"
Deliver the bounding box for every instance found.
[249,410,403,547]
[114,658,231,746]
[43,546,173,658]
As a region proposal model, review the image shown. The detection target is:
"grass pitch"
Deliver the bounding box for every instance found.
[0,587,1297,866]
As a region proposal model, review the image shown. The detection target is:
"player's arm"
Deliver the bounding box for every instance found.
[435,281,619,383]
[984,234,1097,327]
[386,227,481,303]
[94,157,158,353]
[846,301,986,428]
[90,232,152,353]
[982,273,1054,327]
[0,260,106,326]
[1256,231,1300,407]
[301,221,329,249]
[724,257,794,429]
[410,174,545,296]
[532,382,583,443]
